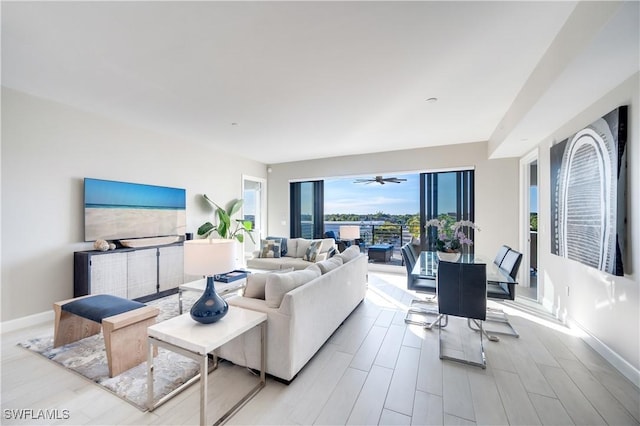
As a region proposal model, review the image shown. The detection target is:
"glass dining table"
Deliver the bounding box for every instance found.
[410,251,517,342]
[412,251,517,285]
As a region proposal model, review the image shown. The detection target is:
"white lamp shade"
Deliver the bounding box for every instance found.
[184,239,236,276]
[340,225,360,240]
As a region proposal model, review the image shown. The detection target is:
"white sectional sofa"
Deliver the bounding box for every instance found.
[216,246,367,382]
[246,237,336,271]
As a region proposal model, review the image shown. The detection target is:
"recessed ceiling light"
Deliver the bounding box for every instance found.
[425,97,438,103]
[231,122,238,126]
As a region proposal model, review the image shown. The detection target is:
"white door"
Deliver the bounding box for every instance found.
[242,175,267,261]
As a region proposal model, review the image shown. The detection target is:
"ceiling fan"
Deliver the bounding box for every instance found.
[353,176,407,185]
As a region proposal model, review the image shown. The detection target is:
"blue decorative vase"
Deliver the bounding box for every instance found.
[190,277,228,324]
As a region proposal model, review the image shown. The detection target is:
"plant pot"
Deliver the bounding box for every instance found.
[437,251,461,262]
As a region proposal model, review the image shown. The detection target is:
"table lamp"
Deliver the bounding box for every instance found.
[340,225,360,245]
[184,239,236,324]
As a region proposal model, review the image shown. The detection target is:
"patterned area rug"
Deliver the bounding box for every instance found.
[18,292,201,411]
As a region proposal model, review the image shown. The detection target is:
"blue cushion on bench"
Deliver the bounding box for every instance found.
[62,295,145,323]
[368,244,394,251]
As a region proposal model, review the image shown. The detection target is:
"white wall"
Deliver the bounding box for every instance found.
[266,141,520,261]
[536,73,639,377]
[1,88,267,322]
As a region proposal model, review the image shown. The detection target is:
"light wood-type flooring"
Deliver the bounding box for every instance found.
[2,271,638,425]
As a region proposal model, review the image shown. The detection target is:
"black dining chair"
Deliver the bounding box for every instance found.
[493,245,511,267]
[435,260,488,368]
[401,244,439,329]
[471,247,523,340]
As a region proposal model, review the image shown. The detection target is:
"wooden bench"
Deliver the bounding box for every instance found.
[53,294,160,377]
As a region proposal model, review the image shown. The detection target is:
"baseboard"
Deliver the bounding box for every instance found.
[531,298,638,389]
[568,318,640,389]
[0,310,53,334]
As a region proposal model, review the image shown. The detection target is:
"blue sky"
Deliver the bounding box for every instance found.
[325,174,420,215]
[85,178,185,209]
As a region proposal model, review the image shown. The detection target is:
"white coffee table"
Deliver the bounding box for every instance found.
[147,306,267,426]
[178,278,247,314]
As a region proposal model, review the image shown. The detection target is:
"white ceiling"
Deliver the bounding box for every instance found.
[2,1,638,164]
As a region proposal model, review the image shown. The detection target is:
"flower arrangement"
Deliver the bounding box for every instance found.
[425,218,480,253]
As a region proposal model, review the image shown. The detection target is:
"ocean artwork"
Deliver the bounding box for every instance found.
[550,106,627,276]
[84,178,186,241]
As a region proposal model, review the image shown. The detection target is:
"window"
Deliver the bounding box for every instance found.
[420,170,475,251]
[290,180,324,238]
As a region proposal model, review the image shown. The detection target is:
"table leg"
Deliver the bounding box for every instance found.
[178,289,184,315]
[200,354,208,426]
[147,337,154,410]
[260,322,266,384]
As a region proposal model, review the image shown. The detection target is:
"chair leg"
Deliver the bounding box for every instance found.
[405,296,442,329]
[468,319,500,342]
[53,305,101,348]
[405,308,445,330]
[410,295,437,307]
[468,308,519,339]
[439,316,486,369]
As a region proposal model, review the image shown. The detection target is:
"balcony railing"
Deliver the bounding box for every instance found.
[324,222,417,265]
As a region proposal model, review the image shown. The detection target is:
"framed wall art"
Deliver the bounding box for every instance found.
[550,105,627,276]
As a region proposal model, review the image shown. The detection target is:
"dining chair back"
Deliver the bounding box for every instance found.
[437,261,487,321]
[493,245,511,267]
[436,260,487,368]
[500,249,523,280]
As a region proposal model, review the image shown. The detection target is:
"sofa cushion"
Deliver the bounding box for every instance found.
[267,236,288,256]
[259,239,281,258]
[286,239,298,258]
[265,268,321,308]
[303,240,322,262]
[336,245,361,263]
[316,256,343,274]
[243,268,294,299]
[306,264,322,275]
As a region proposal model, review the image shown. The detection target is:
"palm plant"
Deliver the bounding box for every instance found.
[197,195,255,243]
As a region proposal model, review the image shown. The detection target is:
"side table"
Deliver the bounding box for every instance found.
[147,306,267,426]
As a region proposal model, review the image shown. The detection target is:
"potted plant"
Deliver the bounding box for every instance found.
[425,217,479,261]
[197,195,255,243]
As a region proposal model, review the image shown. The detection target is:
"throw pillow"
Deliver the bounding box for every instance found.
[316,256,343,274]
[303,240,322,262]
[295,239,312,258]
[267,236,288,256]
[265,268,321,308]
[259,239,281,258]
[243,273,270,299]
[336,245,360,263]
[243,268,294,299]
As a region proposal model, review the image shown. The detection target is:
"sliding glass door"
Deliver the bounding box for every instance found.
[420,170,475,251]
[290,180,324,239]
